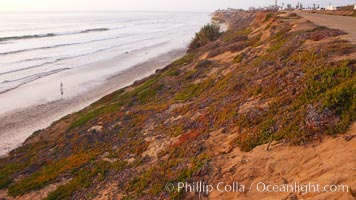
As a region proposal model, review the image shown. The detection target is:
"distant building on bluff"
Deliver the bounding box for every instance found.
[325,5,337,10]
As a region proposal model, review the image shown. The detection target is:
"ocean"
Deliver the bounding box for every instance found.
[0,11,209,108]
[0,11,210,156]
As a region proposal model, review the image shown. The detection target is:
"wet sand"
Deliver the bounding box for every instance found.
[0,48,186,157]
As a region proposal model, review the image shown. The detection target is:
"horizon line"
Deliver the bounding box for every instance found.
[0,9,217,13]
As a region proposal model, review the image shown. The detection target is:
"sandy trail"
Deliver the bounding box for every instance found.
[295,11,356,44]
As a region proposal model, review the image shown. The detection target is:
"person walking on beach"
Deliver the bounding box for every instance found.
[60,82,64,97]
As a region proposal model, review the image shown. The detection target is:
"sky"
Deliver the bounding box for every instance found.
[0,0,355,12]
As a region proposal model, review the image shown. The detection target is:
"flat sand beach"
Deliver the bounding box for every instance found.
[0,48,186,157]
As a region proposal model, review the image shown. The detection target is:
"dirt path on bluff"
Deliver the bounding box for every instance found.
[295,11,356,44]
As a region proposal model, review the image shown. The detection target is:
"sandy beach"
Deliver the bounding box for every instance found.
[0,48,186,157]
[0,11,210,157]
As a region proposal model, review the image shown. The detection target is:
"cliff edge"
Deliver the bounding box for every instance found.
[0,11,355,200]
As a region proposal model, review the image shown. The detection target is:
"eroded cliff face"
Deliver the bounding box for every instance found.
[0,11,355,200]
[211,10,255,31]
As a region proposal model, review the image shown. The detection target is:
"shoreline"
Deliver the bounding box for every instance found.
[0,48,186,157]
[0,10,355,200]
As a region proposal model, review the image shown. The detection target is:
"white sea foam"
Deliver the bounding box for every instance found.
[0,11,209,156]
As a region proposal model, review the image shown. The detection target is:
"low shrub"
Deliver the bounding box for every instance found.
[189,24,221,51]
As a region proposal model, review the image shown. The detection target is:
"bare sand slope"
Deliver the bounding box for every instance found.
[1,95,354,200]
[296,11,356,44]
[205,123,356,200]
